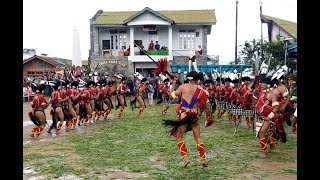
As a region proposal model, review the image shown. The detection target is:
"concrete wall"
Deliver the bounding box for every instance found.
[92,25,206,58]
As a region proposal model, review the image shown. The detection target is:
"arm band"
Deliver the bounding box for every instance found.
[282,90,289,97]
[272,102,279,107]
[268,112,275,119]
[171,91,177,99]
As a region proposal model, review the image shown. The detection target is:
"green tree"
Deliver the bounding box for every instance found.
[237,34,297,76]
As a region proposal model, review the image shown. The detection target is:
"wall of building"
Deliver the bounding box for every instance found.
[23,59,56,78]
[90,57,132,77]
[93,24,206,58]
[271,25,292,42]
[172,25,204,56]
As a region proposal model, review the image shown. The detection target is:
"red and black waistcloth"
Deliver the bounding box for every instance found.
[162,86,209,135]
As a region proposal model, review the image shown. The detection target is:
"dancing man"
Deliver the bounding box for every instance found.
[255,76,279,158]
[162,71,213,168]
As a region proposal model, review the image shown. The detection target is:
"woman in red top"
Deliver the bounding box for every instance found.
[148,40,154,50]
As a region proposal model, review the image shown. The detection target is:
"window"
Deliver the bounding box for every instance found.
[179,29,195,49]
[111,34,127,50]
[149,31,157,35]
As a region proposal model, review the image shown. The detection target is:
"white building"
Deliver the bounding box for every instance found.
[89,7,216,77]
[260,14,297,42]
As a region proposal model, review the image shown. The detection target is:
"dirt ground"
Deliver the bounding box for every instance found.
[23,101,113,145]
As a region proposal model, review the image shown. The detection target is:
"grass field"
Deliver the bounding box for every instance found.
[23,103,297,179]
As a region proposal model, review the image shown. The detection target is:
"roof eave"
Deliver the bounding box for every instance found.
[123,7,174,25]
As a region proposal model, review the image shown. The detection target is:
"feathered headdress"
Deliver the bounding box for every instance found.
[212,69,220,80]
[229,69,238,81]
[271,65,288,80]
[159,73,167,81]
[134,72,144,80]
[259,61,269,75]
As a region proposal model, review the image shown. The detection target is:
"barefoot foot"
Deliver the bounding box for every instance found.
[259,151,268,158]
[182,160,190,168]
[200,159,208,167]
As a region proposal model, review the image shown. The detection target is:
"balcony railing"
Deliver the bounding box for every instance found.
[146,50,168,56]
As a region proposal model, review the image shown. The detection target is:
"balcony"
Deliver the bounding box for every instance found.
[146,50,168,56]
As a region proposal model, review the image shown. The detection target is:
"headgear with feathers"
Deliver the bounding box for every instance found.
[241,68,252,82]
[71,81,79,88]
[271,65,288,81]
[108,80,116,86]
[271,65,288,85]
[203,79,212,85]
[225,77,232,82]
[141,78,147,83]
[186,71,200,81]
[159,73,167,81]
[31,82,38,93]
[51,81,61,90]
[259,61,269,75]
[260,76,274,88]
[134,72,144,81]
[60,79,70,87]
[212,69,220,80]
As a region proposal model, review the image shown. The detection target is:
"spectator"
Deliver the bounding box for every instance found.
[196,45,203,55]
[126,77,133,96]
[148,40,154,50]
[155,41,160,50]
[125,46,130,56]
[147,83,154,106]
[139,42,145,55]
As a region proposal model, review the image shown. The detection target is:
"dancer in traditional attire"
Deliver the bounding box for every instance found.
[239,74,255,128]
[223,77,233,122]
[29,83,51,138]
[116,76,128,119]
[70,81,81,128]
[158,78,171,116]
[81,81,93,125]
[102,80,115,120]
[229,79,242,125]
[255,76,279,158]
[213,77,226,120]
[61,80,76,131]
[271,65,292,144]
[93,81,104,122]
[162,71,213,168]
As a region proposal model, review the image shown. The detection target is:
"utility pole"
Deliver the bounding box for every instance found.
[235,0,239,64]
[256,0,263,74]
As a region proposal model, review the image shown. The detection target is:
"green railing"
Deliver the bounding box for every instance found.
[147,50,168,55]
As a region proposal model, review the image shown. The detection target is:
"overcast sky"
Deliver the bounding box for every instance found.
[23,0,296,64]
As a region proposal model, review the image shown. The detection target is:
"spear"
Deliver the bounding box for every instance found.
[134,43,182,85]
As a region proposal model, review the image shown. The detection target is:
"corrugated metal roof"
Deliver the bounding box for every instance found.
[261,14,297,38]
[93,9,216,25]
[23,55,72,66]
